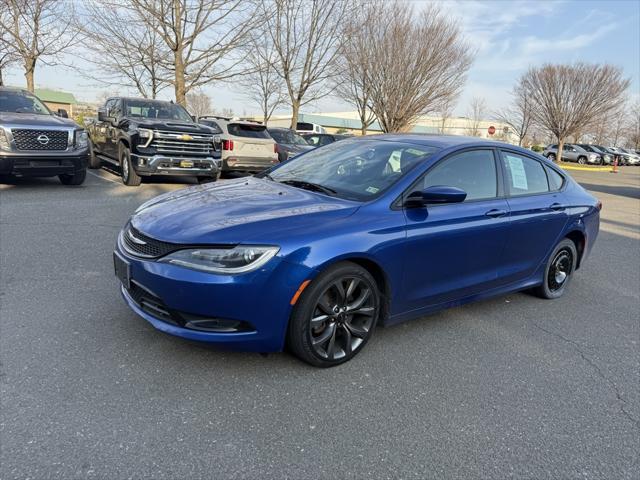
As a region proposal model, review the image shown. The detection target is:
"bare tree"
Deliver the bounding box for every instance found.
[493,83,534,146]
[238,33,286,124]
[521,63,630,162]
[437,97,456,135]
[364,2,472,133]
[466,97,486,136]
[0,0,78,92]
[333,1,377,135]
[628,101,640,150]
[260,0,352,129]
[75,1,170,99]
[0,41,17,87]
[186,90,213,118]
[128,0,258,106]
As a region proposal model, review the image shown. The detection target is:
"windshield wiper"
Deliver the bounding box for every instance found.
[279,179,337,196]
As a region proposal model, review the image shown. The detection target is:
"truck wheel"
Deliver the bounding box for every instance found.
[59,168,87,186]
[197,172,220,184]
[120,145,141,186]
[88,140,101,169]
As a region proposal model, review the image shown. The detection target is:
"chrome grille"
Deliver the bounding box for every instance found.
[12,129,68,151]
[149,130,215,155]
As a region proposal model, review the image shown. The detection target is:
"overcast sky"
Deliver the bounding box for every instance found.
[3,0,639,117]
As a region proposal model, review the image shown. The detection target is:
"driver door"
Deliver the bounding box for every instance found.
[400,148,511,310]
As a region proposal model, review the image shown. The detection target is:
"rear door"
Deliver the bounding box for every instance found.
[498,149,569,284]
[228,123,276,160]
[401,148,511,309]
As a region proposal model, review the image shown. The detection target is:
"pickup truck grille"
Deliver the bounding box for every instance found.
[149,130,216,155]
[12,129,68,151]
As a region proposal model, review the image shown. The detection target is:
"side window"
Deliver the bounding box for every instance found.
[546,166,565,191]
[501,151,549,196]
[104,99,115,116]
[422,149,497,201]
[109,99,122,118]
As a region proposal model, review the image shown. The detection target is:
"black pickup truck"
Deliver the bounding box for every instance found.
[87,97,221,186]
[0,87,88,185]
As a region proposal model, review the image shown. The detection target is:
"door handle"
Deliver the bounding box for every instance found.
[485,209,507,218]
[549,203,566,211]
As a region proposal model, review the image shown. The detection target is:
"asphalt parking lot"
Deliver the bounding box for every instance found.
[1,166,639,479]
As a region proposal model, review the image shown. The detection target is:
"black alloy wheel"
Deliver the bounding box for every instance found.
[287,262,380,367]
[534,238,577,299]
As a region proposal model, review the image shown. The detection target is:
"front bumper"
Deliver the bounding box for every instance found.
[114,238,314,352]
[130,153,221,177]
[0,152,88,176]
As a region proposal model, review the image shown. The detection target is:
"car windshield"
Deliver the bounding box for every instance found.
[124,100,192,122]
[265,139,439,201]
[0,90,51,115]
[269,129,308,145]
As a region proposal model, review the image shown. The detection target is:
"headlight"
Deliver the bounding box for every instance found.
[588,153,597,160]
[159,245,279,274]
[0,128,11,150]
[138,128,153,147]
[74,130,88,149]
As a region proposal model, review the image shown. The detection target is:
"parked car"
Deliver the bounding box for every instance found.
[114,135,600,367]
[267,127,314,162]
[577,144,613,165]
[198,117,278,174]
[302,133,350,148]
[542,143,601,164]
[87,97,221,186]
[615,147,640,166]
[593,145,623,165]
[295,121,326,134]
[0,86,88,185]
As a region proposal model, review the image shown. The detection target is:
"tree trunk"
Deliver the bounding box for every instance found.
[25,58,36,92]
[556,138,564,163]
[174,49,186,106]
[0,67,4,87]
[290,101,300,130]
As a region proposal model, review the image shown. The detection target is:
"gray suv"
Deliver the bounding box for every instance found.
[543,143,601,165]
[0,87,88,185]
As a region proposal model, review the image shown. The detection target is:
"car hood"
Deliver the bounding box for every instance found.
[127,117,216,135]
[0,112,78,128]
[132,177,359,245]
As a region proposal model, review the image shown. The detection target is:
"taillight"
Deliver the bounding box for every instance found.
[597,200,603,211]
[222,140,234,151]
[274,143,278,153]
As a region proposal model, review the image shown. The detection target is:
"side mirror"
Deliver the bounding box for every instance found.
[97,109,108,122]
[57,108,68,118]
[405,185,467,207]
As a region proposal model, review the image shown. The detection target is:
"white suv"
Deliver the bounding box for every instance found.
[198,117,278,174]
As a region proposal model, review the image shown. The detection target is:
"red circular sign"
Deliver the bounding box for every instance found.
[488,125,496,135]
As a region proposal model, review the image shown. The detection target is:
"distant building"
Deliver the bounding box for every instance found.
[262,111,518,143]
[34,89,77,117]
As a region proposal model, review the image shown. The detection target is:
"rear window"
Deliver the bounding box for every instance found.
[228,123,270,139]
[199,120,222,134]
[296,122,314,131]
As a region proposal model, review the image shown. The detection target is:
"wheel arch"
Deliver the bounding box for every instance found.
[565,229,586,269]
[314,255,392,324]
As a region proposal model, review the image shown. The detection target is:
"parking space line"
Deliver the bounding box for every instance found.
[87,170,122,185]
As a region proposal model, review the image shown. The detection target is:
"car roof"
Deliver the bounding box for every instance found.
[350,133,522,150]
[0,86,32,94]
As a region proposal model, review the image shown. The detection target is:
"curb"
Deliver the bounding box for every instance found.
[558,164,612,172]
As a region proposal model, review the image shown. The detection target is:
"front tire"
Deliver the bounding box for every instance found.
[58,168,87,186]
[287,262,380,367]
[88,140,101,169]
[120,145,141,186]
[577,156,587,165]
[533,239,577,299]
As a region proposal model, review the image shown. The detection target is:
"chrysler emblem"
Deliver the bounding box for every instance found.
[37,134,50,145]
[127,229,147,245]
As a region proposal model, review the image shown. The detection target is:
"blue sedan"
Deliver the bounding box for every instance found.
[114,135,600,367]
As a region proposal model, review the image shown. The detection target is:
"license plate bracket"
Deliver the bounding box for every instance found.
[113,251,131,289]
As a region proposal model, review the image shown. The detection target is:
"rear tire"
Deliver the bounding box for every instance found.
[88,140,101,169]
[120,145,141,186]
[533,239,577,299]
[287,262,380,367]
[58,168,86,186]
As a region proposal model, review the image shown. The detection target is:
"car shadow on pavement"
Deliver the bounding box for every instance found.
[578,182,640,200]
